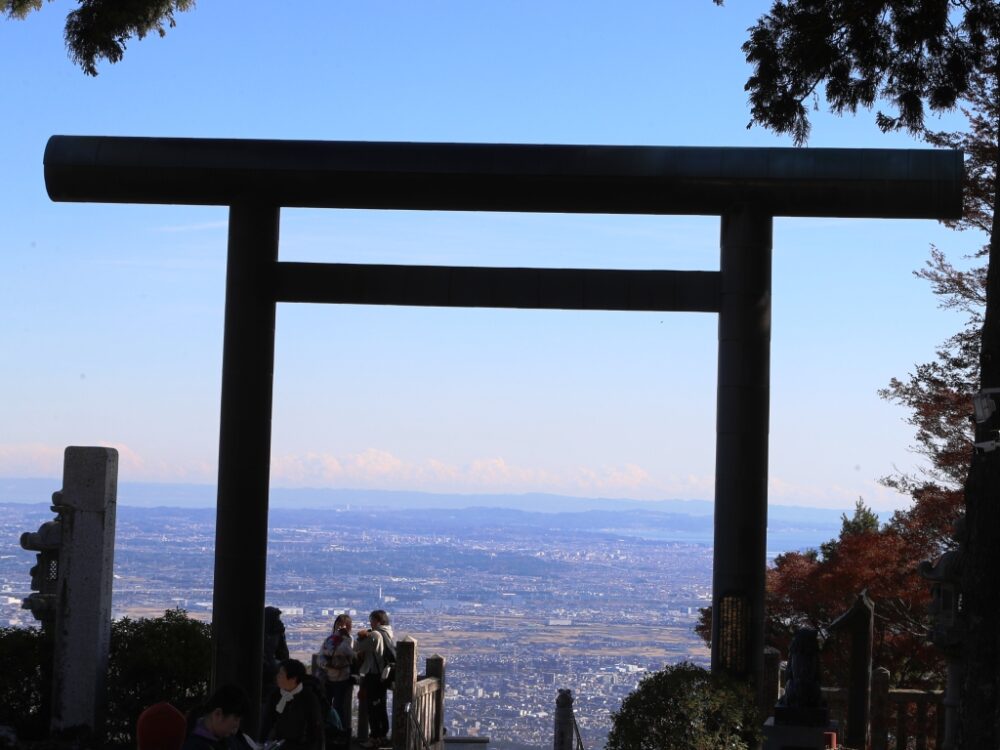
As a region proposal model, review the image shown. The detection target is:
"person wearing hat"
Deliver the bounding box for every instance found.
[137,701,187,750]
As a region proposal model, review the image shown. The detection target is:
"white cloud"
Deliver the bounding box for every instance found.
[0,442,215,484]
[0,442,696,499]
[269,448,670,498]
[1,443,908,510]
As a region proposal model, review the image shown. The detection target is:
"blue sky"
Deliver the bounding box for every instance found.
[0,1,980,510]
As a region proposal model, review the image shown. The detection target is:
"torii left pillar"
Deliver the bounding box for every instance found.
[211,202,280,734]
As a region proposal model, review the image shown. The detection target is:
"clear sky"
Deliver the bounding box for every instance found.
[0,1,981,511]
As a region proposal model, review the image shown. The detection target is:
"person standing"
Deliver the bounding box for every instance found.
[262,606,290,691]
[354,610,394,748]
[320,613,355,733]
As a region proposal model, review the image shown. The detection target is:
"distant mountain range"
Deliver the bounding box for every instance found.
[0,478,850,553]
[0,476,850,518]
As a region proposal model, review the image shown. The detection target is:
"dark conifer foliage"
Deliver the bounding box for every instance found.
[1,0,194,75]
[741,1,1000,144]
[0,625,50,741]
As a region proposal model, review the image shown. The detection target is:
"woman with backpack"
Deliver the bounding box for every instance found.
[320,613,356,735]
[354,609,394,748]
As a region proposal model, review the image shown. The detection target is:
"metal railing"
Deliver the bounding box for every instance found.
[403,678,443,750]
[572,714,585,750]
[404,699,433,750]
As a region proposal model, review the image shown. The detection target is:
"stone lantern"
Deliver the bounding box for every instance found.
[917,517,965,749]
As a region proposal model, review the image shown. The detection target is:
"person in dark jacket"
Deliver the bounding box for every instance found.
[263,606,290,689]
[182,684,250,750]
[262,658,323,750]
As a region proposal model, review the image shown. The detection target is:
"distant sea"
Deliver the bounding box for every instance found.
[599,527,839,557]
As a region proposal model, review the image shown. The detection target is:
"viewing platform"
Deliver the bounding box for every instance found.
[313,636,452,750]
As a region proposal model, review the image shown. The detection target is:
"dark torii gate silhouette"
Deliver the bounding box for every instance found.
[44,136,962,728]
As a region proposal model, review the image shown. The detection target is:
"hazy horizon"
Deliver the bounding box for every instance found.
[0,476,856,521]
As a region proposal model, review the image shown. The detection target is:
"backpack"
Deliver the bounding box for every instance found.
[301,675,332,734]
[302,674,327,707]
[378,630,397,688]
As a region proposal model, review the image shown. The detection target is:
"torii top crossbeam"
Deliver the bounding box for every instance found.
[44,136,963,732]
[45,136,961,218]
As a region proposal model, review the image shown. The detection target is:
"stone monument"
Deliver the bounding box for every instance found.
[20,447,118,739]
[763,628,836,750]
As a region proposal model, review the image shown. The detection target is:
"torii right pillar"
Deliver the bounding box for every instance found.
[712,206,773,691]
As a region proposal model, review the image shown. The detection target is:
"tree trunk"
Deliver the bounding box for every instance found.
[959,134,1000,748]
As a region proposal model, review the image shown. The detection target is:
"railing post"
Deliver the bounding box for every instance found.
[916,699,928,750]
[554,689,576,750]
[871,667,890,750]
[393,637,418,750]
[427,654,446,749]
[896,698,908,750]
[828,591,875,750]
[936,694,946,749]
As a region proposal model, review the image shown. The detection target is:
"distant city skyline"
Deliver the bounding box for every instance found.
[1,2,980,511]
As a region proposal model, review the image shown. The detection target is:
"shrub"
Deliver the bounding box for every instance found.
[607,662,762,750]
[105,608,211,747]
[0,625,51,741]
[0,609,210,748]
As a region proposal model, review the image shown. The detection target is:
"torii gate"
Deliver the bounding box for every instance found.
[44,136,962,728]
